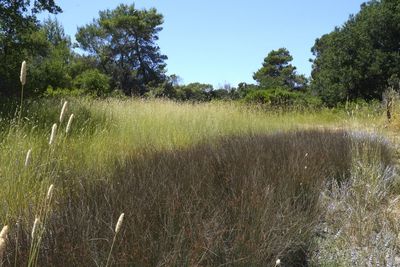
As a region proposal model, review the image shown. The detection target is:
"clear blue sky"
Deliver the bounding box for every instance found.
[40,0,365,87]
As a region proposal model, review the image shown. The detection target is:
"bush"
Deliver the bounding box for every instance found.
[73,69,111,96]
[44,86,86,97]
[175,83,213,102]
[145,81,177,99]
[244,88,322,108]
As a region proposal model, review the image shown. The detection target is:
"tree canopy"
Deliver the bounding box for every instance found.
[0,0,62,96]
[253,48,307,90]
[311,0,400,106]
[76,4,167,95]
[1,0,399,108]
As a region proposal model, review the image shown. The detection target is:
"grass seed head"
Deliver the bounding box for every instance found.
[46,184,54,201]
[31,218,40,239]
[0,226,9,239]
[115,213,124,234]
[59,101,68,123]
[25,148,32,167]
[66,114,74,134]
[20,60,27,86]
[49,123,57,145]
[0,237,6,260]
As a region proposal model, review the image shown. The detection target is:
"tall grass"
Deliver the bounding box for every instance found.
[312,134,398,266]
[0,98,354,218]
[0,97,395,266]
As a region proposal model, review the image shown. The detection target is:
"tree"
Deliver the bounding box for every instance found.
[73,69,111,96]
[76,3,167,95]
[0,0,62,96]
[175,83,214,101]
[253,48,307,90]
[311,0,400,106]
[28,18,73,92]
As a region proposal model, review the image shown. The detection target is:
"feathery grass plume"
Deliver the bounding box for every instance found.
[31,218,39,239]
[66,114,74,134]
[46,184,54,201]
[115,213,124,233]
[0,226,9,240]
[19,60,27,121]
[0,226,8,263]
[0,237,6,262]
[106,212,125,267]
[275,259,281,266]
[25,148,32,167]
[59,101,68,123]
[20,61,27,86]
[49,123,57,145]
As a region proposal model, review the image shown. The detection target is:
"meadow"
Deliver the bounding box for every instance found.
[0,98,398,266]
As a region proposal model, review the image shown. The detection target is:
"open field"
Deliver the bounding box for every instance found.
[0,98,398,266]
[2,0,400,266]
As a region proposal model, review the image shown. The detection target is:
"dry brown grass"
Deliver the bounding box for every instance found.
[1,129,392,266]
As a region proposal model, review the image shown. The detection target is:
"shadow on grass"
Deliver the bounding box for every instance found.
[8,129,393,266]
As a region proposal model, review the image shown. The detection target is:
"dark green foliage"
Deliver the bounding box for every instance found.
[28,18,73,94]
[0,0,62,96]
[68,55,98,79]
[146,81,176,99]
[0,16,73,96]
[211,88,232,100]
[248,48,316,108]
[147,81,239,102]
[175,82,214,101]
[311,0,400,106]
[145,75,181,98]
[236,82,260,98]
[73,69,111,96]
[211,83,237,100]
[75,4,167,95]
[244,88,322,108]
[44,87,86,98]
[253,48,307,90]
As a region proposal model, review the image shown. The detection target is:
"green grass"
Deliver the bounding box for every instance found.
[0,97,396,266]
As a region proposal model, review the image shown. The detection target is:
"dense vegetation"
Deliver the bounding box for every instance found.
[311,0,400,106]
[1,0,399,106]
[1,0,400,266]
[0,98,396,266]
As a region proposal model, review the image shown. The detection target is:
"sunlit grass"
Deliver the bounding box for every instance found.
[0,98,387,221]
[0,97,395,265]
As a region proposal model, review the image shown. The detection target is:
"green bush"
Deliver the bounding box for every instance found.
[146,81,177,99]
[44,86,86,97]
[244,88,322,108]
[175,83,213,102]
[73,69,111,96]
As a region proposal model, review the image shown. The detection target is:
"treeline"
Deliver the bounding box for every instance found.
[0,0,399,107]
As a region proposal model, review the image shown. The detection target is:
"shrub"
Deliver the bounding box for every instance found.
[44,86,86,97]
[175,83,213,102]
[145,81,177,99]
[73,69,111,96]
[244,88,322,108]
